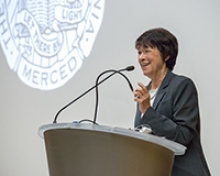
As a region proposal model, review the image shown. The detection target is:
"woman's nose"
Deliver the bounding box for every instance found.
[139,53,146,60]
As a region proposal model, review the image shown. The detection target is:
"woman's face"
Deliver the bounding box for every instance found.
[137,45,167,79]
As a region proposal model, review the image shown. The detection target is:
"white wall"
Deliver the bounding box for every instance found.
[0,0,219,175]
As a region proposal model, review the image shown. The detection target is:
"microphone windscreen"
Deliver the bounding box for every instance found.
[126,66,135,71]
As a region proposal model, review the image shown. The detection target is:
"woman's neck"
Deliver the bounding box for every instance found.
[150,68,168,90]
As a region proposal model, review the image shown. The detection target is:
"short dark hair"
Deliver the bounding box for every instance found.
[135,28,178,70]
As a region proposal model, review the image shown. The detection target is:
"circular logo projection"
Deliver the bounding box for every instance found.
[0,0,105,90]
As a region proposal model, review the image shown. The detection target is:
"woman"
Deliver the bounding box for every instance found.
[134,28,211,176]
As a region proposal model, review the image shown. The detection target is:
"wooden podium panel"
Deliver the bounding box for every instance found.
[39,123,186,176]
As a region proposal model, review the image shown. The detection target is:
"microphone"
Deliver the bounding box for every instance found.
[93,66,134,124]
[53,66,134,123]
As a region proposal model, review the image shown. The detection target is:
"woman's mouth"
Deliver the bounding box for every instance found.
[141,62,150,68]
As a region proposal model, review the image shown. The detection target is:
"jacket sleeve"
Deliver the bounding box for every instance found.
[140,77,200,146]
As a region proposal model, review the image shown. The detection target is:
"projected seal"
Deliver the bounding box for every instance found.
[0,0,105,90]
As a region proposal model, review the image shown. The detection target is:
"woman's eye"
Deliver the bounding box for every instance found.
[145,49,150,53]
[138,51,142,55]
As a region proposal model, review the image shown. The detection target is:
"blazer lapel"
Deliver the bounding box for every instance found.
[152,70,174,109]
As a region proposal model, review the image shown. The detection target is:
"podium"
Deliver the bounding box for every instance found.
[38,123,186,176]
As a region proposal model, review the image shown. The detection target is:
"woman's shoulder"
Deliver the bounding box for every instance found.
[171,72,197,89]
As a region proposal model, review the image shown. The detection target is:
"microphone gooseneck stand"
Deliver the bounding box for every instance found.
[93,68,134,124]
[53,66,134,124]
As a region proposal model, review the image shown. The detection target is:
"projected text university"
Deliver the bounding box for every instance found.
[21,56,77,87]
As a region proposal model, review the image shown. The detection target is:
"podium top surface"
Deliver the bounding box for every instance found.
[38,123,186,155]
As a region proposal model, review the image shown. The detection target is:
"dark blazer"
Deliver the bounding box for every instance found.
[134,70,211,176]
